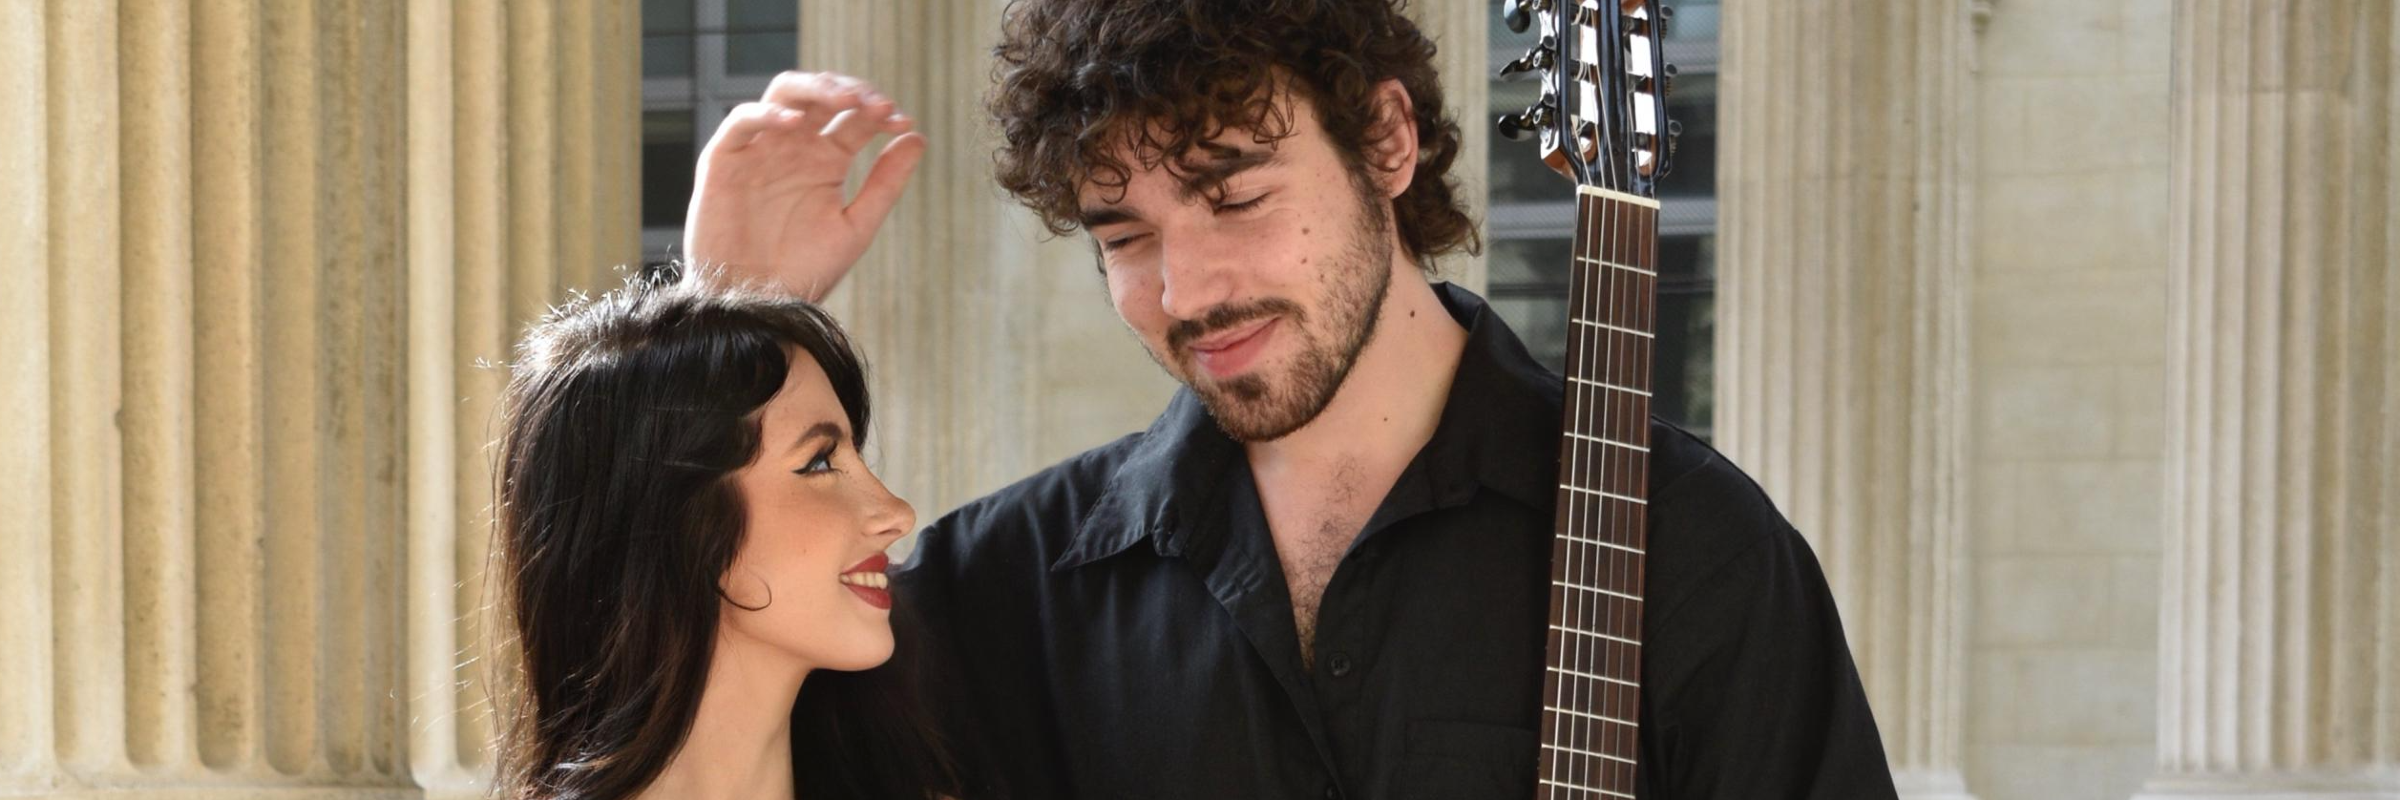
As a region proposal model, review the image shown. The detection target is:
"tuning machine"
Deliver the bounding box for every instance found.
[1497,37,1555,81]
[1496,99,1556,142]
[1502,0,1544,34]
[1622,4,1674,38]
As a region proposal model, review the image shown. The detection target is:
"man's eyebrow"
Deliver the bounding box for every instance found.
[1078,205,1140,229]
[1173,149,1279,202]
[1076,149,1283,228]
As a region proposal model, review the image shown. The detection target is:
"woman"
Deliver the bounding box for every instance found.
[490,267,954,800]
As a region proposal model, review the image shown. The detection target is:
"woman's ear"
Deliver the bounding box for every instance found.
[1363,79,1419,198]
[720,564,775,611]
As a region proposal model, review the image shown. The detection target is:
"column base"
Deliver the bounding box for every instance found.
[1893,767,1978,800]
[2134,771,2400,800]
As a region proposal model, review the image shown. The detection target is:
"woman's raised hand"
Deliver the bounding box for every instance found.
[682,72,927,302]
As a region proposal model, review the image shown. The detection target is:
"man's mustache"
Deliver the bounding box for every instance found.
[1166,298,1305,351]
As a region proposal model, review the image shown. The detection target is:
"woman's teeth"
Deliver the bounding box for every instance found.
[839,572,889,589]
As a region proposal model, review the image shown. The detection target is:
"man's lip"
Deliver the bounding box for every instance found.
[843,553,890,575]
[1188,317,1276,353]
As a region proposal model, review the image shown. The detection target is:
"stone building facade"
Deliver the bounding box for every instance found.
[1,1,2389,799]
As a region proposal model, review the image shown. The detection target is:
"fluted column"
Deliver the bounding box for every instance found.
[405,2,640,798]
[1717,2,1977,797]
[800,0,1038,520]
[2139,2,2398,797]
[0,2,637,797]
[1412,0,1490,294]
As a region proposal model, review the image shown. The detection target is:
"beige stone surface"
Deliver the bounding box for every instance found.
[1718,1,1978,795]
[1964,0,2177,798]
[4,2,637,796]
[2142,1,2399,795]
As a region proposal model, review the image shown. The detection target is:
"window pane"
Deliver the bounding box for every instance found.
[644,34,694,79]
[725,31,797,76]
[727,0,799,28]
[642,109,697,229]
[643,0,694,33]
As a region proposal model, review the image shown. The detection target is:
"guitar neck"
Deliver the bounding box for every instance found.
[1536,185,1660,799]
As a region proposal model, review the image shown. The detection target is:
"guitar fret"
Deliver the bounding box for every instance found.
[1549,624,1642,647]
[1568,376,1653,397]
[1544,706,1641,729]
[1569,317,1656,339]
[1556,581,1645,601]
[1555,532,1646,554]
[1547,664,1641,687]
[1538,778,1638,800]
[1560,484,1648,505]
[1548,182,1656,800]
[1541,740,1641,764]
[1572,255,1658,277]
[1563,431,1650,452]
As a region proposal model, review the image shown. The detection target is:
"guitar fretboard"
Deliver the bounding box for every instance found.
[1537,185,1658,800]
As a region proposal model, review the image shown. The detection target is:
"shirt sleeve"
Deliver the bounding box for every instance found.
[1641,523,1901,800]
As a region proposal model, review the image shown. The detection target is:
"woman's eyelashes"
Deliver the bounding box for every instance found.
[794,443,841,476]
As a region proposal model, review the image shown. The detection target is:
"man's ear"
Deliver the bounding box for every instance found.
[1363,79,1419,198]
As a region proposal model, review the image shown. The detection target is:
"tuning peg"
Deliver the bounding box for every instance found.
[1665,119,1683,160]
[1497,39,1554,80]
[1661,62,1679,98]
[1497,102,1553,142]
[1657,5,1674,39]
[1497,112,1535,142]
[1504,0,1535,34]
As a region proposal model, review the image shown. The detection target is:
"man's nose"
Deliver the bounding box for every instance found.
[1157,233,1237,322]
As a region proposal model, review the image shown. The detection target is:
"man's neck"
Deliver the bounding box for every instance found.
[1246,266,1467,481]
[636,636,807,800]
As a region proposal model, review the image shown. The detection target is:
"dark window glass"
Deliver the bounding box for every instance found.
[642,109,697,229]
[1486,3,1719,438]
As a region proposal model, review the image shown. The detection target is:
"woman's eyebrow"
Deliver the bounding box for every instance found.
[789,420,846,453]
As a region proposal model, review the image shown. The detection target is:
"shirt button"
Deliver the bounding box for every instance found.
[1327,652,1354,678]
[1323,784,1341,800]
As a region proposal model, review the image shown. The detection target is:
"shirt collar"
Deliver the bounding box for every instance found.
[1053,282,1563,572]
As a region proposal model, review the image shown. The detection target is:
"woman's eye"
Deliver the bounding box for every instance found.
[795,447,839,475]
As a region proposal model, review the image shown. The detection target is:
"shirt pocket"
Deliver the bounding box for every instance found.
[1397,719,1538,800]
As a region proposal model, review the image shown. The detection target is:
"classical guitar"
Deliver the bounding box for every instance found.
[1495,0,1677,797]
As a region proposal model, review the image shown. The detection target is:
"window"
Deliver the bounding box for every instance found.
[1484,1,1719,438]
[640,0,801,260]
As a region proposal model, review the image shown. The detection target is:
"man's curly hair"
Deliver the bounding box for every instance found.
[988,0,1480,268]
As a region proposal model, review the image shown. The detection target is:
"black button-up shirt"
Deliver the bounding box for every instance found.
[895,284,1898,800]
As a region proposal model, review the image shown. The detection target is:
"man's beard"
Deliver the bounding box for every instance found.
[1163,184,1394,443]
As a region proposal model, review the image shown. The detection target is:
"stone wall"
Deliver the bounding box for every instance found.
[1,2,638,797]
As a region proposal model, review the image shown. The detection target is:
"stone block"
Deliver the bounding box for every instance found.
[1979,0,2128,79]
[1976,172,2171,274]
[1976,649,2158,744]
[1975,555,2116,647]
[1974,271,2169,367]
[1969,743,2156,800]
[1976,364,2123,460]
[2010,459,2166,555]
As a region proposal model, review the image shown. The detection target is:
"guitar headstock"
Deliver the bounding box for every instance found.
[1497,0,1678,196]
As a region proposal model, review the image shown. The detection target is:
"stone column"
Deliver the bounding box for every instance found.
[1716,1,1979,797]
[1412,0,1491,294]
[406,3,640,798]
[2139,2,2399,797]
[800,0,1041,521]
[0,2,637,797]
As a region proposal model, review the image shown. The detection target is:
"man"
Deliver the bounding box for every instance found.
[686,1,1899,797]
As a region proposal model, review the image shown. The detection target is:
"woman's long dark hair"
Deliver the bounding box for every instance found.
[492,265,953,800]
